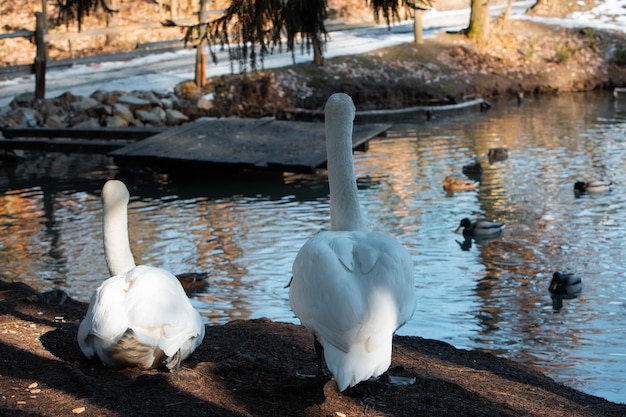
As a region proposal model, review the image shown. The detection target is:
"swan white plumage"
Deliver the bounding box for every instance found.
[289,93,417,392]
[77,179,205,370]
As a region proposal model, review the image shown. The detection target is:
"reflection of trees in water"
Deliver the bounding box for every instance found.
[0,153,118,298]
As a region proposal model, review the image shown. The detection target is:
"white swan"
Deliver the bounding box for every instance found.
[289,93,417,392]
[77,180,205,370]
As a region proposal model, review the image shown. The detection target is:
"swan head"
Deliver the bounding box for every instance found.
[325,93,356,122]
[102,180,130,208]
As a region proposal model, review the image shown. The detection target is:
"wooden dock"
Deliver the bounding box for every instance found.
[0,118,390,176]
[109,118,390,175]
[0,126,165,153]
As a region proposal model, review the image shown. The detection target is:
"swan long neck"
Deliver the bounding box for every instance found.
[325,93,366,232]
[102,180,136,276]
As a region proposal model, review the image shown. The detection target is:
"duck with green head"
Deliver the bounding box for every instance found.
[455,218,504,237]
[549,272,582,296]
[573,180,612,194]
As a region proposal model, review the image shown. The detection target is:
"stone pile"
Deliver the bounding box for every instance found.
[0,90,192,132]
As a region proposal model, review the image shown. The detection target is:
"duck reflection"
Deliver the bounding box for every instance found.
[549,272,582,312]
[456,234,501,251]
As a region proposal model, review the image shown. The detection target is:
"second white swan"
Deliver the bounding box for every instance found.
[289,93,417,391]
[77,180,205,371]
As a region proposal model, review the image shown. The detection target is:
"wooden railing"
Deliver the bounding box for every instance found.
[0,10,224,98]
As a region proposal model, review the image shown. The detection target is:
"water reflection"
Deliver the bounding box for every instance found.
[1,92,626,403]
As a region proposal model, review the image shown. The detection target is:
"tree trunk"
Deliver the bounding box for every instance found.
[467,0,490,42]
[34,11,48,99]
[105,0,119,46]
[502,0,513,22]
[313,36,324,66]
[195,0,208,87]
[413,8,423,44]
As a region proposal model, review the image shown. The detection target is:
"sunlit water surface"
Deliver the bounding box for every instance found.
[1,92,625,404]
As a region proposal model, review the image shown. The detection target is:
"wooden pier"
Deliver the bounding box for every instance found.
[0,126,165,154]
[1,118,390,176]
[110,118,390,174]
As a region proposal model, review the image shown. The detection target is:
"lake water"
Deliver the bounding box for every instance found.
[1,91,625,404]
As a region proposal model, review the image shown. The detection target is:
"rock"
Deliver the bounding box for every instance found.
[105,115,130,127]
[131,90,162,107]
[68,113,91,127]
[56,91,81,103]
[44,114,68,128]
[112,103,135,122]
[101,91,125,105]
[5,108,41,128]
[197,93,215,110]
[71,96,99,112]
[89,89,109,103]
[165,109,189,125]
[72,117,101,128]
[1,88,196,131]
[135,109,162,125]
[35,99,67,116]
[162,92,181,109]
[10,92,36,109]
[87,104,113,119]
[151,106,166,122]
[117,95,152,113]
[160,97,176,110]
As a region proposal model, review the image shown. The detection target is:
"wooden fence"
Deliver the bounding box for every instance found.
[0,9,223,99]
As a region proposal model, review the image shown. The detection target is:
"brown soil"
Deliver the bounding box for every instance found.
[2,280,625,417]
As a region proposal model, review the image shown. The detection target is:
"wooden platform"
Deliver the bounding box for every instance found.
[0,126,165,153]
[109,118,390,174]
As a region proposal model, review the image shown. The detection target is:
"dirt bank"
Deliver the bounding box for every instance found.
[1,280,625,417]
[183,16,626,119]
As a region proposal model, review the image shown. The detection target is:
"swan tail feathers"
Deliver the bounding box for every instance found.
[101,328,165,370]
[322,338,392,392]
[164,350,182,371]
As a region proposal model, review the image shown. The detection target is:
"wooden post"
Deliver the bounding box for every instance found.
[105,0,120,46]
[195,0,208,88]
[34,11,48,100]
[413,8,424,45]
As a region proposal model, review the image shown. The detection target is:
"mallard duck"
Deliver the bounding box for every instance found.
[462,162,483,177]
[549,272,582,296]
[455,218,504,237]
[176,272,211,295]
[77,180,205,371]
[443,175,478,192]
[289,93,417,392]
[573,180,612,193]
[487,147,509,160]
